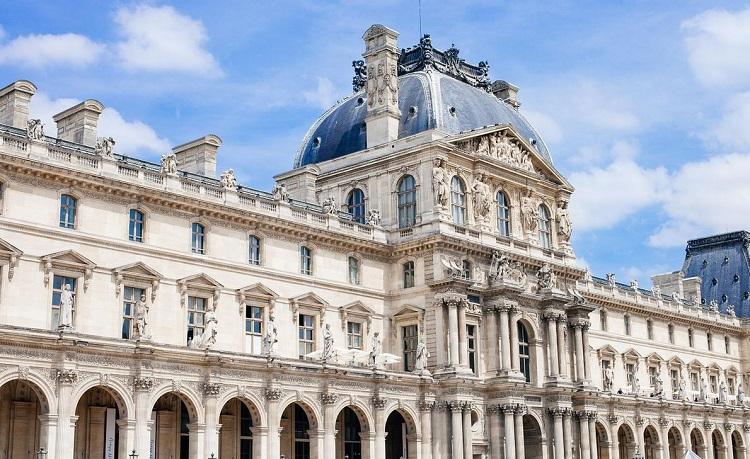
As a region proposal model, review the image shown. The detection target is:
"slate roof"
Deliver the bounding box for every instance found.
[681,231,750,317]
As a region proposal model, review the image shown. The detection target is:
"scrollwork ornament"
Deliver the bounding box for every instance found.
[372,396,387,409]
[203,383,221,397]
[264,388,282,401]
[133,377,154,392]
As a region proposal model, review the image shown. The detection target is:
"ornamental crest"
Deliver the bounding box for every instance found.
[455,131,536,173]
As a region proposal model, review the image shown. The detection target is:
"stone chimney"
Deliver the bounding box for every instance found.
[172,134,222,178]
[362,24,400,148]
[0,80,37,129]
[492,80,520,109]
[53,99,104,147]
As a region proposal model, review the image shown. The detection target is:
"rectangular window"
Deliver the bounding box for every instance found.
[707,333,713,351]
[461,260,471,280]
[670,369,679,394]
[348,256,360,285]
[729,377,736,395]
[59,194,77,229]
[601,359,612,388]
[129,209,144,242]
[690,372,699,391]
[626,363,635,387]
[710,375,717,393]
[187,296,206,345]
[668,325,674,344]
[600,310,608,331]
[51,275,77,330]
[403,261,415,288]
[191,223,205,254]
[347,321,363,350]
[402,324,418,372]
[624,315,631,336]
[648,366,658,386]
[300,246,312,275]
[122,286,144,339]
[244,305,263,354]
[298,314,314,358]
[688,329,694,347]
[467,324,477,374]
[725,336,730,354]
[249,235,261,265]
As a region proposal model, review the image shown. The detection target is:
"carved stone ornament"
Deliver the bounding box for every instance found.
[536,263,557,290]
[352,60,367,92]
[160,154,178,175]
[366,59,398,108]
[264,388,282,401]
[56,369,78,385]
[365,209,381,226]
[456,131,536,173]
[95,137,115,157]
[440,255,464,278]
[488,250,527,287]
[133,377,154,392]
[432,158,450,212]
[321,393,338,405]
[419,400,436,411]
[322,197,337,215]
[203,382,221,396]
[271,183,290,202]
[26,119,44,140]
[219,169,237,191]
[372,395,387,409]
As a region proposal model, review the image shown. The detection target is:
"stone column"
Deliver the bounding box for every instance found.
[509,308,520,372]
[187,423,206,459]
[322,393,338,458]
[498,305,511,372]
[550,409,565,459]
[573,322,586,382]
[515,405,526,459]
[546,313,559,378]
[373,396,387,459]
[249,427,268,459]
[450,402,465,459]
[579,412,591,459]
[582,323,592,380]
[488,406,501,458]
[588,413,598,459]
[448,302,460,367]
[462,403,473,459]
[37,414,58,459]
[659,419,670,459]
[557,315,569,379]
[265,388,282,459]
[610,419,620,459]
[486,307,499,374]
[563,409,573,459]
[203,384,220,458]
[503,405,516,459]
[133,377,154,459]
[744,425,750,459]
[420,401,434,459]
[117,419,137,459]
[458,303,468,367]
[432,403,447,458]
[54,369,77,459]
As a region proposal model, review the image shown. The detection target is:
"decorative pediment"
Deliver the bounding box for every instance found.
[0,238,22,281]
[290,292,328,325]
[113,262,163,300]
[390,304,424,338]
[597,344,618,359]
[646,352,665,364]
[621,348,642,361]
[236,283,279,316]
[667,356,685,367]
[339,301,375,330]
[707,362,721,373]
[688,359,704,370]
[41,250,96,291]
[177,273,223,307]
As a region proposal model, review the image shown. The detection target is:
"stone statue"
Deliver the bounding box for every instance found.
[652,284,662,299]
[262,317,278,357]
[556,201,572,242]
[520,191,538,233]
[719,379,728,404]
[365,209,381,226]
[26,119,44,140]
[202,305,218,349]
[603,365,614,392]
[536,263,556,290]
[220,169,237,190]
[95,137,115,157]
[432,158,450,210]
[414,336,430,375]
[352,60,367,92]
[738,383,745,406]
[699,376,707,402]
[630,280,639,291]
[727,303,736,317]
[471,173,492,223]
[489,251,527,286]
[632,374,641,396]
[708,299,719,312]
[272,183,290,202]
[134,294,149,340]
[160,154,178,175]
[677,371,687,400]
[652,371,663,397]
[58,284,75,330]
[322,323,334,362]
[369,331,381,368]
[606,273,616,287]
[322,197,337,215]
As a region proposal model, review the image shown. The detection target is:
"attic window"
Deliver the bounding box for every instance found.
[724,256,730,265]
[313,137,321,148]
[360,122,367,133]
[722,294,728,303]
[712,278,718,286]
[528,137,537,146]
[408,106,418,117]
[702,260,708,269]
[357,97,365,106]
[448,106,457,116]
[734,274,740,283]
[745,291,750,300]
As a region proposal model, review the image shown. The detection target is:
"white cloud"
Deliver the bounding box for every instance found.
[303,77,337,110]
[682,8,750,88]
[113,4,221,76]
[29,92,169,155]
[710,92,750,150]
[0,33,104,67]
[523,109,563,144]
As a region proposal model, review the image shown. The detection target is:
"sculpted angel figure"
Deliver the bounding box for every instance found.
[432,158,450,210]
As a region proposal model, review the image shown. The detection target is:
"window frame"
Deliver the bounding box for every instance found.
[186,295,208,346]
[496,191,511,237]
[397,175,417,229]
[347,321,363,350]
[50,273,78,330]
[518,321,531,382]
[122,285,145,340]
[248,234,262,266]
[450,175,467,225]
[538,204,552,249]
[300,245,313,275]
[599,309,608,331]
[348,255,360,285]
[191,222,206,255]
[59,193,78,229]
[244,304,264,355]
[624,314,631,336]
[298,313,316,358]
[402,324,419,372]
[346,188,366,224]
[402,260,415,288]
[128,208,145,243]
[467,323,478,374]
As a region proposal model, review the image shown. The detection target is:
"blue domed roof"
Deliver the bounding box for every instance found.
[295,70,551,168]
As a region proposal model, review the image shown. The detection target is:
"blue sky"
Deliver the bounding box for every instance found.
[2,1,750,286]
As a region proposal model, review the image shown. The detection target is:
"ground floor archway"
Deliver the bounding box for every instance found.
[731,430,744,459]
[712,429,726,459]
[280,402,317,459]
[73,386,128,459]
[151,392,199,459]
[385,409,417,459]
[595,421,610,459]
[618,424,636,459]
[523,414,544,459]
[644,425,660,459]
[335,406,363,459]
[668,426,683,459]
[690,428,705,458]
[0,380,47,459]
[218,397,263,459]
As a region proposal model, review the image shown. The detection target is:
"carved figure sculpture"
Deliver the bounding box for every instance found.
[263,316,278,357]
[322,323,334,362]
[322,197,337,215]
[606,273,616,287]
[352,60,367,92]
[26,119,44,140]
[160,154,178,175]
[603,366,614,392]
[719,380,728,404]
[699,376,707,402]
[59,284,75,330]
[488,251,527,286]
[220,169,237,190]
[738,383,745,406]
[272,183,290,202]
[134,294,149,339]
[365,209,381,226]
[432,158,450,210]
[440,255,463,278]
[471,173,492,223]
[520,191,538,233]
[202,305,218,349]
[414,338,430,375]
[536,263,556,290]
[557,201,572,242]
[369,331,382,368]
[653,371,663,397]
[95,137,115,157]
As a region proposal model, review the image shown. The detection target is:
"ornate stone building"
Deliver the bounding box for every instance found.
[0,23,746,459]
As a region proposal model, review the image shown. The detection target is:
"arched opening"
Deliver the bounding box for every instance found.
[668,427,683,459]
[397,175,417,229]
[523,414,543,458]
[151,392,198,459]
[617,424,636,459]
[385,410,417,459]
[712,429,726,459]
[335,406,363,459]
[643,425,660,459]
[0,380,49,457]
[690,428,705,457]
[450,176,467,225]
[218,398,262,459]
[731,430,743,459]
[74,386,128,459]
[347,188,366,224]
[280,402,316,459]
[537,204,551,248]
[518,321,531,383]
[595,421,610,459]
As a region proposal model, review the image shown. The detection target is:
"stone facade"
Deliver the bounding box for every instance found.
[0,24,747,459]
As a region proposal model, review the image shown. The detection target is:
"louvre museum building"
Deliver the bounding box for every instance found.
[0,23,748,459]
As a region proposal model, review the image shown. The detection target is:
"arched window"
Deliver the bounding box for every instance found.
[496,191,510,237]
[346,188,366,224]
[129,209,144,242]
[300,246,312,275]
[248,235,261,265]
[624,314,631,336]
[538,204,551,248]
[647,319,654,340]
[450,176,466,224]
[397,175,417,229]
[59,194,77,228]
[191,222,205,254]
[518,322,531,382]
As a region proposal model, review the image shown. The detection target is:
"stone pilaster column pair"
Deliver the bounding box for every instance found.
[492,300,520,376]
[570,318,592,382]
[576,410,598,459]
[544,310,569,379]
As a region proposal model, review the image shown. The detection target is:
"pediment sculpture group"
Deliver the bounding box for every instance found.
[457,131,536,173]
